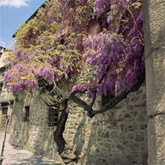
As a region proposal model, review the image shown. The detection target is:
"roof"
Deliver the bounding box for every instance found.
[12,1,48,38]
[25,1,47,24]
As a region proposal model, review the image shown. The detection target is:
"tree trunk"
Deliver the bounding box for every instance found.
[54,100,68,155]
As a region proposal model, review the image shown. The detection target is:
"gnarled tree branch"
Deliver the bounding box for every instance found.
[70,70,145,117]
[70,95,91,112]
[92,70,145,115]
[89,91,97,109]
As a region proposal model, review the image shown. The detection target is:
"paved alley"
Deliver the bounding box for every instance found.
[0,133,56,165]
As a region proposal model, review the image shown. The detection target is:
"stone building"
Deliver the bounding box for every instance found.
[0,46,14,132]
[8,0,165,165]
[9,85,148,165]
[0,46,5,55]
[9,19,149,161]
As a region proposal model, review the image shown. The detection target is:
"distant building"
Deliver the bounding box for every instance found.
[0,46,14,132]
[0,46,5,56]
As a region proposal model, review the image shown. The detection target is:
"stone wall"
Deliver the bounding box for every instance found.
[143,0,165,164]
[10,85,148,165]
[9,91,61,161]
[62,85,148,165]
[0,50,14,132]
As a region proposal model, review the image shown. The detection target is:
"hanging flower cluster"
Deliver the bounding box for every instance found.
[72,0,144,97]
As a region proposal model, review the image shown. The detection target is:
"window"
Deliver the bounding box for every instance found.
[24,106,30,122]
[48,107,59,127]
[1,107,8,128]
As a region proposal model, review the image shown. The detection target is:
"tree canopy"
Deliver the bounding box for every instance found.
[4,0,144,116]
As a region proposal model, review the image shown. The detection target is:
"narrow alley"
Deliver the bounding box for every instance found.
[0,133,56,165]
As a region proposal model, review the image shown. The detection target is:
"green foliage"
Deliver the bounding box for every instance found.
[5,0,144,101]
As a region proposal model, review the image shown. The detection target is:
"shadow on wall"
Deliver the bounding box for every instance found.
[9,86,148,165]
[65,86,148,165]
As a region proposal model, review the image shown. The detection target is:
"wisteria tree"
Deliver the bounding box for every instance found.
[5,0,144,154]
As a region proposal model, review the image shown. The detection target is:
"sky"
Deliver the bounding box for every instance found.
[0,0,45,49]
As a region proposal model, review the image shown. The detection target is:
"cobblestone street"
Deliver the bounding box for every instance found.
[0,133,55,165]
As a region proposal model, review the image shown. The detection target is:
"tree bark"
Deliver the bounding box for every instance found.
[54,99,68,155]
[70,69,145,117]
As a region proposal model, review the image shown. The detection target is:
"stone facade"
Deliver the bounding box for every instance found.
[8,3,149,164]
[143,0,165,164]
[8,2,150,164]
[0,48,14,132]
[10,85,148,165]
[63,85,148,165]
[9,91,60,159]
[6,0,165,164]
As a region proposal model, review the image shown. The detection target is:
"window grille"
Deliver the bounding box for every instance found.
[24,106,30,122]
[48,107,59,127]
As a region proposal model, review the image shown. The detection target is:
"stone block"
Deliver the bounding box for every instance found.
[143,1,165,49]
[136,88,144,95]
[143,0,165,116]
[135,135,144,142]
[148,115,165,165]
[145,47,165,116]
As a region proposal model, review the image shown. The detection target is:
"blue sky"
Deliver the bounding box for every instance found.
[0,0,45,49]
